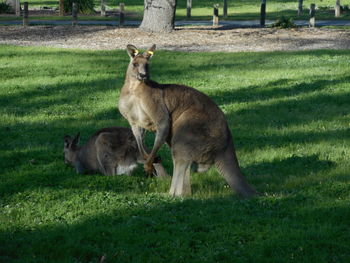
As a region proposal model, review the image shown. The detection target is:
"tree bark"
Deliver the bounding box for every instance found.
[297,0,303,16]
[335,0,341,17]
[309,3,315,27]
[187,0,192,18]
[260,0,266,27]
[59,0,64,16]
[223,0,228,18]
[139,0,177,33]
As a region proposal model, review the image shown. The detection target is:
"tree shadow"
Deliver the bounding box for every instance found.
[1,48,349,199]
[244,154,336,185]
[1,193,349,262]
[1,48,349,262]
[0,78,122,116]
[0,126,340,199]
[153,50,350,81]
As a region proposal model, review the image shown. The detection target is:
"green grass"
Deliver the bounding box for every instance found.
[1,45,350,262]
[324,25,350,29]
[2,0,350,20]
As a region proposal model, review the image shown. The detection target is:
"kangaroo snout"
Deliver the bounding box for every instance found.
[137,73,147,81]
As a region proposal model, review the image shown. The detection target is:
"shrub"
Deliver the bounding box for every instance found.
[0,1,11,14]
[318,6,331,11]
[64,0,95,14]
[341,5,349,12]
[272,16,297,29]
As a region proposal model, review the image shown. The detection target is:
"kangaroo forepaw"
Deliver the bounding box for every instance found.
[144,162,154,175]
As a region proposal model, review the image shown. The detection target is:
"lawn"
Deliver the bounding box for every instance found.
[4,0,350,20]
[0,45,349,262]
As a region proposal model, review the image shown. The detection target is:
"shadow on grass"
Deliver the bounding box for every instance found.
[155,50,350,82]
[1,49,349,198]
[1,194,349,262]
[207,75,350,104]
[1,47,350,262]
[246,154,334,176]
[0,78,122,116]
[0,135,338,198]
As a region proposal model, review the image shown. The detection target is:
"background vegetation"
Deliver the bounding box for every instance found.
[0,0,11,13]
[0,45,349,262]
[4,0,350,20]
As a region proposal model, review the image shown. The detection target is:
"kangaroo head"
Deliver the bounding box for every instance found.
[126,44,156,81]
[63,132,80,164]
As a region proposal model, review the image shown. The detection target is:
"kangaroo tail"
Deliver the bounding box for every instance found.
[215,131,257,198]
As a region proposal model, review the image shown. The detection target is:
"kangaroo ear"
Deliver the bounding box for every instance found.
[126,44,139,59]
[64,135,72,148]
[144,44,156,59]
[72,132,80,146]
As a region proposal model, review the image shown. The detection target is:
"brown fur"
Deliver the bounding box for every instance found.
[64,127,142,176]
[118,44,257,197]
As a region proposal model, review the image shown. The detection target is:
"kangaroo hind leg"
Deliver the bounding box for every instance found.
[169,159,192,197]
[97,150,117,176]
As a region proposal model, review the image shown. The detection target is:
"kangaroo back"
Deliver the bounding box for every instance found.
[95,129,139,176]
[64,127,140,176]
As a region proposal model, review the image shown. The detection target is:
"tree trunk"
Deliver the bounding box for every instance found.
[187,0,192,18]
[335,0,341,17]
[260,0,266,27]
[309,3,316,27]
[223,0,228,18]
[59,0,64,16]
[297,0,303,16]
[139,0,177,33]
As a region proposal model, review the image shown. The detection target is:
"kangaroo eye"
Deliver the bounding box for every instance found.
[133,63,138,68]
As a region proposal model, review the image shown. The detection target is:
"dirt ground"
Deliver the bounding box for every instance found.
[1,25,350,52]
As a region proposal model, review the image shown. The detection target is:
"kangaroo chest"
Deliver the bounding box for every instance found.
[119,89,156,131]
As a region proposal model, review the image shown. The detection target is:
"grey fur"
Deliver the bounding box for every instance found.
[118,44,257,197]
[64,127,144,176]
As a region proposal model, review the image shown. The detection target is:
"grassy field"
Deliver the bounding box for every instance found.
[3,0,350,20]
[0,45,349,262]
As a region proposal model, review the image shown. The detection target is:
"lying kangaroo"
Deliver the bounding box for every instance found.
[64,126,168,177]
[118,44,257,198]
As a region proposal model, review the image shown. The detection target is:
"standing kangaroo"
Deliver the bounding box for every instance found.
[118,44,257,198]
[64,127,168,177]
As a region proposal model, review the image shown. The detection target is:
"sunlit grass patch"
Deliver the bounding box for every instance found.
[0,45,349,262]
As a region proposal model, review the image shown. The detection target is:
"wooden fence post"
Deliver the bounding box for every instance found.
[101,0,106,16]
[119,3,125,27]
[59,0,64,16]
[309,3,316,27]
[187,0,192,18]
[335,0,341,17]
[297,0,303,16]
[15,0,20,16]
[72,2,78,26]
[23,2,28,26]
[260,0,266,27]
[213,4,219,26]
[223,0,228,18]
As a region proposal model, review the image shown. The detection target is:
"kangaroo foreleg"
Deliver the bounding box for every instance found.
[131,125,149,160]
[144,121,170,174]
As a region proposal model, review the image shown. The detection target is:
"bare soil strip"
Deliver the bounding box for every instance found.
[1,26,350,52]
